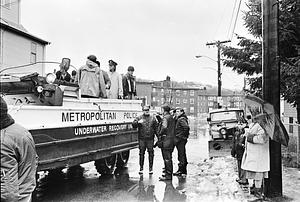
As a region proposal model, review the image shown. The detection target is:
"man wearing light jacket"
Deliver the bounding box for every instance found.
[1,97,38,202]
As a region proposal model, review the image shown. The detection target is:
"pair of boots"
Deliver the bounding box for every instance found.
[173,165,187,176]
[159,167,172,181]
[250,185,264,199]
[139,154,153,174]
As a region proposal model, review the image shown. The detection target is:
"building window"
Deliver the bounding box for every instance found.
[190,107,194,113]
[30,42,37,63]
[183,91,187,96]
[183,99,187,104]
[176,90,180,96]
[176,98,180,105]
[190,90,194,96]
[289,117,293,133]
[190,98,194,104]
[152,88,156,92]
[208,102,213,107]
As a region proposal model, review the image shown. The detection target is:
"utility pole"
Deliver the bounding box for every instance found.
[262,0,282,197]
[206,40,230,108]
[206,40,231,97]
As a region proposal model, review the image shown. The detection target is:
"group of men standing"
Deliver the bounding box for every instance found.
[55,55,137,99]
[132,104,190,181]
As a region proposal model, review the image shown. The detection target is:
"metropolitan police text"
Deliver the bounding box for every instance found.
[62,112,116,122]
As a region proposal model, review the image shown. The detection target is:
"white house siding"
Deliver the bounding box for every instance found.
[282,101,299,167]
[0,30,46,76]
[1,0,20,24]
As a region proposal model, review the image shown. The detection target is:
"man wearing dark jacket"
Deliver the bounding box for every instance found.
[1,97,38,202]
[173,108,189,176]
[157,104,175,181]
[122,66,137,99]
[132,105,158,174]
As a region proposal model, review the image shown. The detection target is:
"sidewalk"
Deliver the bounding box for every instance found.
[186,156,300,202]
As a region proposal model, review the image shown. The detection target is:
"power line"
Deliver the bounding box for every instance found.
[230,0,242,40]
[227,0,238,39]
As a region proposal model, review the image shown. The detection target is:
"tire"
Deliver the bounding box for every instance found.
[66,165,84,179]
[116,150,130,168]
[95,154,117,175]
[47,167,65,179]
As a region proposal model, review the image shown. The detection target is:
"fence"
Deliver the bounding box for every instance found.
[282,123,300,168]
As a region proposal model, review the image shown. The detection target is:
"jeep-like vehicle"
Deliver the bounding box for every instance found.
[207,107,247,157]
[207,107,246,140]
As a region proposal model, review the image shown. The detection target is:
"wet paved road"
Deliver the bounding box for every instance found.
[33,117,300,202]
[35,123,215,202]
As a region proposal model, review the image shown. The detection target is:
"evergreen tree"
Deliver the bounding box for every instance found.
[221,0,300,120]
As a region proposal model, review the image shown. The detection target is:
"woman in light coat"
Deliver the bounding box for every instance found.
[241,114,269,197]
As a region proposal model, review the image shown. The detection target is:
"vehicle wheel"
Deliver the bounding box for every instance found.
[116,150,130,168]
[47,167,65,180]
[95,154,117,175]
[66,165,84,179]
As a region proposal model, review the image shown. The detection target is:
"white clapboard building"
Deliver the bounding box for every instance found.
[0,0,50,76]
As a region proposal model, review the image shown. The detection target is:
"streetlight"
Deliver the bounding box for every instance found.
[195,55,222,97]
[195,55,217,63]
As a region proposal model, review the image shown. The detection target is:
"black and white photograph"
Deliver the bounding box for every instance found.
[1,0,299,201]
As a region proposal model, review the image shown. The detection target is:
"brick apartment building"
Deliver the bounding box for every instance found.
[136,76,244,116]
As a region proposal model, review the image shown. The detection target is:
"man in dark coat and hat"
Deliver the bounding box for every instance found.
[173,107,190,176]
[157,104,175,181]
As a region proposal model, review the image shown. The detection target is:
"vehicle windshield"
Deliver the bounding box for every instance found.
[210,111,239,122]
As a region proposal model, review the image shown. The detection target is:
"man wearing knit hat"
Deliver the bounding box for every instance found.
[1,97,38,201]
[75,55,107,98]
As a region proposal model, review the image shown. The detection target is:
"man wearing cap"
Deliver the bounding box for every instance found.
[173,107,190,176]
[75,55,107,98]
[132,105,158,174]
[122,66,137,99]
[107,60,123,99]
[1,97,38,201]
[157,104,176,181]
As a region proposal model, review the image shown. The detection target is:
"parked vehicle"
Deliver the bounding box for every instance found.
[0,72,142,175]
[207,107,247,157]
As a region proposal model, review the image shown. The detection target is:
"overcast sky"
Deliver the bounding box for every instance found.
[21,0,250,90]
